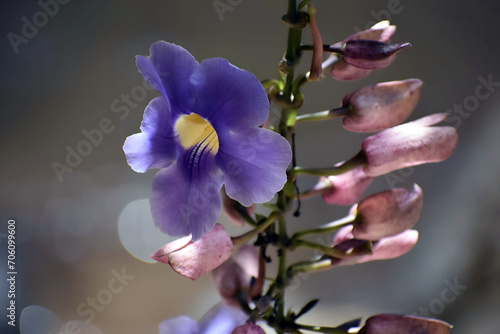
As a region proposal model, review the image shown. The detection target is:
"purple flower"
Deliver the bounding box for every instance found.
[159,302,248,334]
[124,42,292,240]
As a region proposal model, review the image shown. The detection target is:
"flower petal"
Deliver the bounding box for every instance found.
[216,128,291,206]
[150,150,224,240]
[159,315,199,334]
[344,20,396,43]
[149,235,192,264]
[198,302,248,334]
[136,41,198,116]
[123,97,178,172]
[362,116,458,176]
[167,224,233,280]
[363,314,452,334]
[358,229,419,263]
[190,58,269,129]
[407,112,449,127]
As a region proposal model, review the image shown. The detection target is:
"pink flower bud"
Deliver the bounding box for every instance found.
[222,188,256,227]
[317,165,374,205]
[150,224,233,280]
[362,314,453,334]
[342,79,423,132]
[331,56,373,81]
[331,40,410,70]
[362,113,459,177]
[331,225,418,266]
[352,184,423,240]
[331,21,397,80]
[232,320,266,334]
[212,245,260,307]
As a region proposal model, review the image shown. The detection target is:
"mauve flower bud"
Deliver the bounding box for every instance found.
[212,245,260,307]
[222,188,256,227]
[362,314,453,334]
[331,225,418,266]
[316,165,374,205]
[331,21,397,80]
[331,40,410,70]
[232,321,266,334]
[342,79,423,132]
[331,56,373,81]
[351,184,423,240]
[362,113,459,177]
[150,224,233,280]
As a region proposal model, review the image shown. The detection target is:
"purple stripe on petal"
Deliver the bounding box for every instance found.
[123,97,178,172]
[137,42,198,118]
[216,128,291,206]
[190,58,269,130]
[159,316,199,334]
[150,150,224,240]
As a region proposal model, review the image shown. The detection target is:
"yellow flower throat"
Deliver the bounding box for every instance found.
[175,113,219,155]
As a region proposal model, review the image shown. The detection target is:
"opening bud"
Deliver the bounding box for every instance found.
[352,184,423,240]
[342,79,423,132]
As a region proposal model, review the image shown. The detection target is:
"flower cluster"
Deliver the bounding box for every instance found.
[123,4,458,334]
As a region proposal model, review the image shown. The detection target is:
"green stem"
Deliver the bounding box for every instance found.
[295,106,352,124]
[291,239,351,258]
[291,215,355,241]
[231,213,279,246]
[289,150,367,177]
[286,256,335,278]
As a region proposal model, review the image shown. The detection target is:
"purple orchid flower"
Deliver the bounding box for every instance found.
[124,42,292,240]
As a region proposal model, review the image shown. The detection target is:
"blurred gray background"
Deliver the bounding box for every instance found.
[1,0,499,333]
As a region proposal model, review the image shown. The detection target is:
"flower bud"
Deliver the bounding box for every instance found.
[316,165,374,205]
[222,188,256,227]
[342,79,423,132]
[361,314,453,334]
[330,21,397,80]
[332,40,410,70]
[150,224,233,280]
[212,245,260,307]
[331,55,373,81]
[232,321,266,334]
[331,225,418,266]
[351,184,423,240]
[362,113,459,176]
